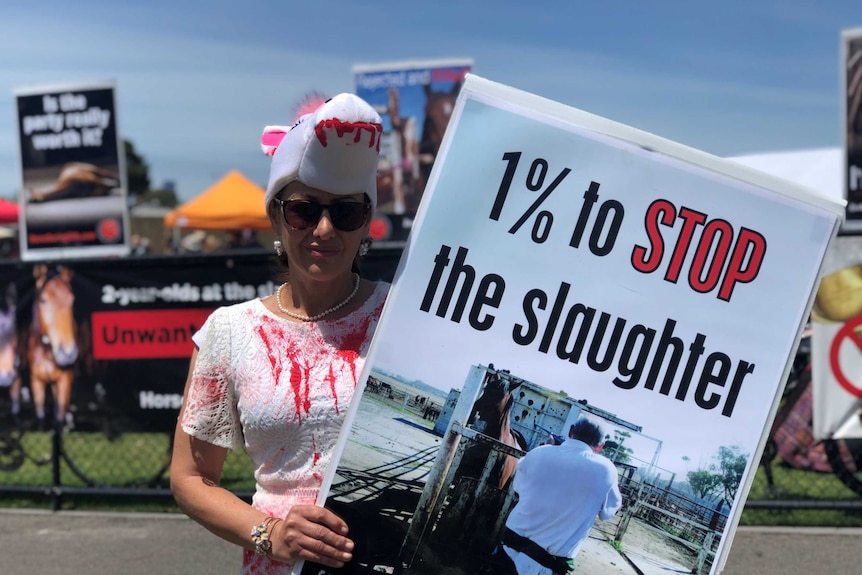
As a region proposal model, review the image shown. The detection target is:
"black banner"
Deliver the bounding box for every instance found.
[0,249,401,434]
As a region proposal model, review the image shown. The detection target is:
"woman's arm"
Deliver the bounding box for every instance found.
[170,349,355,567]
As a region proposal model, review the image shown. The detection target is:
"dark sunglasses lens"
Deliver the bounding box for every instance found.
[283,200,368,231]
[329,202,369,231]
[283,201,322,229]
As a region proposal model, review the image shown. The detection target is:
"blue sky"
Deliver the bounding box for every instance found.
[2,1,861,201]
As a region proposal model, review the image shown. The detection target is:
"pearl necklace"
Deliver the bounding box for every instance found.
[275,273,360,322]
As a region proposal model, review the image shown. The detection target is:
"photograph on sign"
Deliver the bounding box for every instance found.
[354,59,472,229]
[843,28,862,233]
[14,82,130,260]
[296,75,841,575]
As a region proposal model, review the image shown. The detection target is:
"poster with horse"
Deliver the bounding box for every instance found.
[298,75,843,575]
[354,58,472,226]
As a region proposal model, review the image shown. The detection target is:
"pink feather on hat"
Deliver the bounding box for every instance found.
[292,91,329,120]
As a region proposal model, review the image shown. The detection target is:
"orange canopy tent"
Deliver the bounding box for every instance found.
[164,170,270,230]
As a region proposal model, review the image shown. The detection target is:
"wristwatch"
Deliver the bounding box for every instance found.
[251,517,278,556]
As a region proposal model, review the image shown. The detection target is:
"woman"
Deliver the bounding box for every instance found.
[170,93,388,574]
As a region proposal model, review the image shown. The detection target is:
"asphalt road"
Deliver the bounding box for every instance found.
[0,510,860,575]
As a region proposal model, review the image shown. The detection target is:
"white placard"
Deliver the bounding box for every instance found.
[297,74,843,575]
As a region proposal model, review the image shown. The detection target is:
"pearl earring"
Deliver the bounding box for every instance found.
[359,236,372,257]
[274,240,283,256]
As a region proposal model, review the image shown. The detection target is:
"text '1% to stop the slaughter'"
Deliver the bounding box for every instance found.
[489,152,624,255]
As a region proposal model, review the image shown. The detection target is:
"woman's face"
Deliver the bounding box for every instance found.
[274,181,370,282]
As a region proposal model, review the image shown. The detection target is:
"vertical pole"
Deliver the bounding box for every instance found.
[615,475,646,542]
[694,530,715,574]
[51,423,62,511]
[400,425,464,566]
[399,365,487,568]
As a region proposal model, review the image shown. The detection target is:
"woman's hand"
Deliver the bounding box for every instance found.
[272,505,354,568]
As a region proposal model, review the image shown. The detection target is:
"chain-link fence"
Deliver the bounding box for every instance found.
[3,363,862,523]
[740,354,862,527]
[0,418,258,508]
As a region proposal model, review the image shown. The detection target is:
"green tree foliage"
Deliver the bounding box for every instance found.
[716,445,748,508]
[122,139,179,207]
[600,429,633,464]
[685,445,749,509]
[687,469,722,500]
[124,139,151,198]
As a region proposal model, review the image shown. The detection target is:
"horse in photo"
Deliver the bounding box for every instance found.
[462,366,528,490]
[429,366,529,566]
[417,81,461,199]
[28,264,78,429]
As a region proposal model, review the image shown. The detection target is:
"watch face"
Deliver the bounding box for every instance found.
[260,540,272,553]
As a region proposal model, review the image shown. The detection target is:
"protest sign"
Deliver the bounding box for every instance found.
[14,82,130,260]
[811,235,862,439]
[354,58,472,233]
[298,75,843,575]
[808,27,862,440]
[844,28,862,233]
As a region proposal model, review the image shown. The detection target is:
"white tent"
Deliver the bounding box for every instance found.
[727,147,855,278]
[728,147,843,203]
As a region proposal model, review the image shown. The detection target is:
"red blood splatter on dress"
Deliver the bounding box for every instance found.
[196,374,225,407]
[334,305,376,385]
[289,363,307,422]
[325,363,340,414]
[255,318,284,385]
[312,435,321,467]
[258,315,314,421]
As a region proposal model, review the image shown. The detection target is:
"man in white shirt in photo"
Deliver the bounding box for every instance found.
[500,418,623,574]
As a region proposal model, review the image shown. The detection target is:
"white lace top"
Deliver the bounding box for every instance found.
[181,282,388,574]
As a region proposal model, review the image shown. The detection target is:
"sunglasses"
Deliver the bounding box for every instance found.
[275,198,370,232]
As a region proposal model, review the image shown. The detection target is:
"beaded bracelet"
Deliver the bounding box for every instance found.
[251,516,278,556]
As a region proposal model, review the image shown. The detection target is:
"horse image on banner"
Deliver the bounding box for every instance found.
[27,264,78,430]
[417,81,461,197]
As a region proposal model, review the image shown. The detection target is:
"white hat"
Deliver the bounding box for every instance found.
[261,93,383,210]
